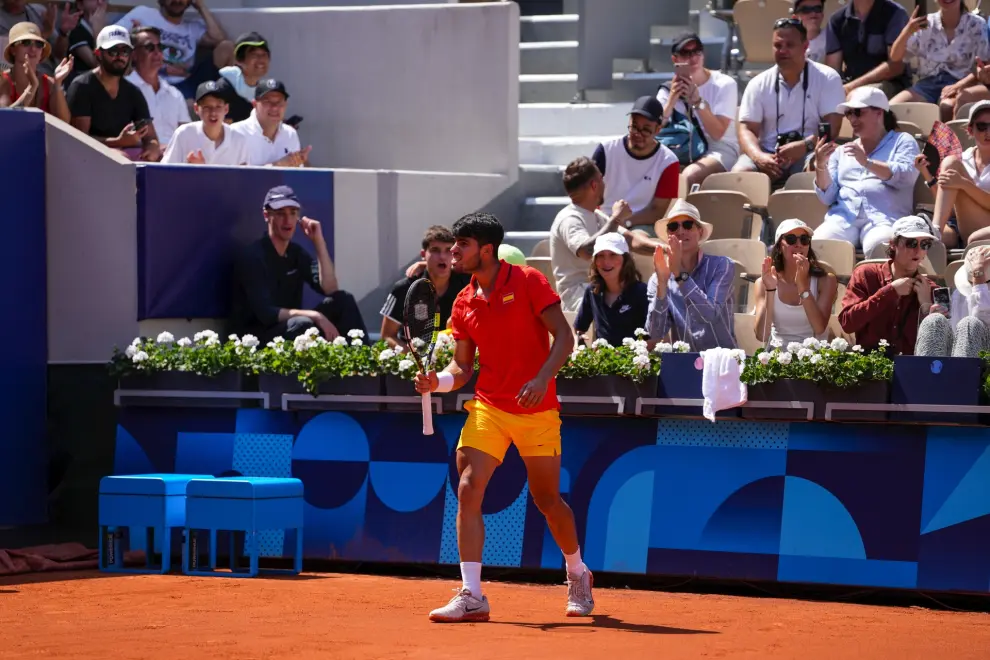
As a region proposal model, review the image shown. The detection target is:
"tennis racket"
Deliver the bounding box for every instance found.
[403,278,441,435]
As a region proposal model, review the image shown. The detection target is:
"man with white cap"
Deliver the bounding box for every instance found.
[646,200,737,350]
[573,232,649,346]
[915,245,990,357]
[813,85,919,257]
[839,215,938,355]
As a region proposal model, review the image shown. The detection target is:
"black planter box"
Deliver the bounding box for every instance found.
[892,356,983,425]
[653,352,740,419]
[556,375,658,416]
[258,374,383,411]
[118,371,255,408]
[821,381,890,422]
[742,379,823,421]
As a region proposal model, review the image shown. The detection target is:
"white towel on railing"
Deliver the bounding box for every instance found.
[700,347,747,422]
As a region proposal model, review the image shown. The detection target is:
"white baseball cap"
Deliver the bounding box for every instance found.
[969,100,990,125]
[664,199,713,242]
[775,218,814,244]
[592,232,629,257]
[96,25,132,51]
[837,86,890,113]
[892,215,937,240]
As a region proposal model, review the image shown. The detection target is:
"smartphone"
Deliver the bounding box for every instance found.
[933,286,951,312]
[674,62,690,79]
[818,121,831,142]
[132,118,150,130]
[917,0,929,26]
[285,115,303,128]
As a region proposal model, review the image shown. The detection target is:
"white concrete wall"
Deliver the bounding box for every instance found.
[212,2,519,175]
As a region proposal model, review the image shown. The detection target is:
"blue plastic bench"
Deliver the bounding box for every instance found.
[182,477,304,577]
[98,474,213,574]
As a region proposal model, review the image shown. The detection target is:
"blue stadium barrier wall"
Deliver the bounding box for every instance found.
[136,165,334,320]
[114,409,990,594]
[0,110,48,525]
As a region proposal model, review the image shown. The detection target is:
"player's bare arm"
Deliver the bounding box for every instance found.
[517,303,574,409]
[414,336,477,394]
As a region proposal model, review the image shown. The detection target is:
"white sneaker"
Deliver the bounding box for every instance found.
[565,568,594,617]
[429,588,491,623]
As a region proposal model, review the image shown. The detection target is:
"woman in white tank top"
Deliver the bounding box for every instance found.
[753,219,838,346]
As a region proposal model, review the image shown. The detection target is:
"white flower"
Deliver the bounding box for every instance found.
[132,351,149,363]
[204,336,220,346]
[411,337,425,350]
[852,344,863,353]
[622,337,635,347]
[228,334,239,342]
[177,337,192,348]
[394,345,404,354]
[776,351,793,365]
[592,338,612,349]
[398,359,415,372]
[633,339,648,352]
[332,336,348,346]
[830,337,849,352]
[878,338,889,348]
[130,337,143,347]
[351,339,362,346]
[347,329,366,339]
[810,353,822,364]
[156,331,175,344]
[304,327,320,339]
[655,342,673,353]
[194,330,218,343]
[758,351,772,365]
[797,348,813,361]
[730,349,746,362]
[272,336,285,345]
[436,333,453,347]
[576,345,587,352]
[633,354,650,369]
[634,327,648,338]
[673,341,690,353]
[293,335,314,352]
[241,334,259,349]
[124,345,137,358]
[786,341,803,354]
[802,337,820,349]
[378,348,396,362]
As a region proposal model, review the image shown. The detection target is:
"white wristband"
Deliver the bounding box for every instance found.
[435,372,455,393]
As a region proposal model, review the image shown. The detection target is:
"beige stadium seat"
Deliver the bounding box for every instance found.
[702,171,772,208]
[838,116,855,142]
[891,103,939,136]
[944,260,965,289]
[827,314,856,344]
[631,250,655,285]
[734,312,764,355]
[957,101,976,121]
[768,190,828,231]
[834,281,847,314]
[914,174,935,213]
[732,0,795,73]
[947,119,975,149]
[703,239,767,313]
[783,171,817,191]
[811,239,856,281]
[531,238,550,257]
[526,256,555,291]
[675,190,752,240]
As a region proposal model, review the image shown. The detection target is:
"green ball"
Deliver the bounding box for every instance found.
[499,243,527,266]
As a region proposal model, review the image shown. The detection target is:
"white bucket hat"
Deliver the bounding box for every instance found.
[663,199,713,242]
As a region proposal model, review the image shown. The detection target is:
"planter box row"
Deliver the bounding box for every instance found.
[115,354,990,424]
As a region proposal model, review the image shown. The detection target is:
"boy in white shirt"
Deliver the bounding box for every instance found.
[161,79,249,165]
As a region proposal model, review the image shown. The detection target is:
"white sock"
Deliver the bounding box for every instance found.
[460,561,482,597]
[563,549,587,576]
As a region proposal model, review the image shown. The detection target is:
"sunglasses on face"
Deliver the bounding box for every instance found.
[667,219,696,232]
[105,46,132,58]
[677,47,704,57]
[902,238,933,250]
[973,121,990,133]
[782,233,811,246]
[844,108,866,118]
[795,4,824,13]
[19,40,46,49]
[137,43,166,53]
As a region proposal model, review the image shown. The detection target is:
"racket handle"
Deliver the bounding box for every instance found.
[421,391,434,435]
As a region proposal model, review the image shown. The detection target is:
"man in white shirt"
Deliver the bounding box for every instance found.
[549,157,663,312]
[590,96,680,229]
[231,78,311,167]
[161,79,249,165]
[733,17,845,185]
[125,25,190,146]
[116,0,232,99]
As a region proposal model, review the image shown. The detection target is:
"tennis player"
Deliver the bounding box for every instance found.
[414,212,593,623]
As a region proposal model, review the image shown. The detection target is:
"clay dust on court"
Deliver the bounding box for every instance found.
[1,572,988,659]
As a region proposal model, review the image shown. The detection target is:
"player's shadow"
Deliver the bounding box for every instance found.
[493,614,717,636]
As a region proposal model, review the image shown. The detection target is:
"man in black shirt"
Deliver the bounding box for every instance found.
[230,185,368,344]
[67,25,161,161]
[824,0,910,98]
[379,225,470,349]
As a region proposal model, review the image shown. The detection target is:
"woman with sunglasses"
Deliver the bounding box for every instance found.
[928,100,990,248]
[890,2,990,120]
[0,22,72,123]
[813,86,919,258]
[753,219,837,345]
[915,245,990,357]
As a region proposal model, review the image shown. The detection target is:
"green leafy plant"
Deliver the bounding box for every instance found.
[108,330,259,379]
[558,329,667,384]
[741,334,893,388]
[377,332,480,381]
[254,329,379,394]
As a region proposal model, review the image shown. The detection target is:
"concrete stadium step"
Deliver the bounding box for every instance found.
[521,196,570,230]
[520,41,577,76]
[520,72,674,103]
[518,135,607,166]
[519,103,629,138]
[520,163,565,197]
[520,13,578,43]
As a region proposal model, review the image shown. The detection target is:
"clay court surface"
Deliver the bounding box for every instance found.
[2,572,989,659]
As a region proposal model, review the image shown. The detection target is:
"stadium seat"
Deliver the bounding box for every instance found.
[631,250,655,285]
[897,120,926,141]
[768,190,827,231]
[734,312,763,355]
[677,191,753,240]
[957,101,976,121]
[703,239,766,313]
[812,239,855,282]
[526,256,556,291]
[531,238,550,257]
[827,314,855,344]
[702,171,772,208]
[914,175,935,213]
[891,103,939,136]
[947,119,974,149]
[732,0,795,75]
[783,171,816,191]
[183,477,304,578]
[944,259,964,289]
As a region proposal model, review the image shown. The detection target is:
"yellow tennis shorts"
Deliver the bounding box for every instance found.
[457,399,562,463]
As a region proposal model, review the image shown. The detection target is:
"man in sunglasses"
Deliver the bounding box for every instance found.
[734,17,845,185]
[838,215,938,355]
[67,25,161,162]
[645,199,737,350]
[125,25,190,147]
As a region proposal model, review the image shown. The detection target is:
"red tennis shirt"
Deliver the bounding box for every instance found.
[450,261,562,415]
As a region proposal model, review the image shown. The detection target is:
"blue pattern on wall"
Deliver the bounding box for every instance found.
[112,408,990,594]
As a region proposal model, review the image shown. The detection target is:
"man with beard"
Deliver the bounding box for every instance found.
[67,25,161,162]
[230,185,367,344]
[414,212,594,623]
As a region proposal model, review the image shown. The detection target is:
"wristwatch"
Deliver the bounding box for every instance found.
[693,99,707,112]
[799,290,812,301]
[804,136,816,152]
[675,272,690,283]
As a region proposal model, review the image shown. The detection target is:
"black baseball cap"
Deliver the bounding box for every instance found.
[629,96,664,124]
[234,31,269,60]
[671,31,702,55]
[195,80,225,103]
[264,185,300,210]
[255,78,289,101]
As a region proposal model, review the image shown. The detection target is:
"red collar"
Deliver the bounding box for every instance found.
[469,260,513,302]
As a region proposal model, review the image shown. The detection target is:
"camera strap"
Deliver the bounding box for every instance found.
[774,61,809,143]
